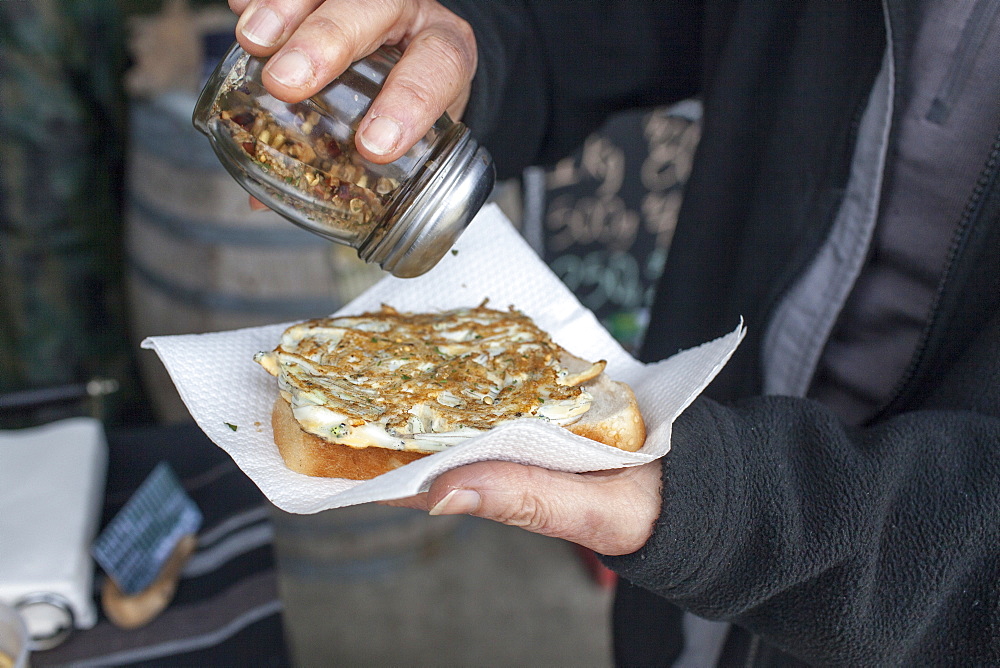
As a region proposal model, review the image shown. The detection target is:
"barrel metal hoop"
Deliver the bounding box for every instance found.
[128,196,331,249]
[128,257,340,317]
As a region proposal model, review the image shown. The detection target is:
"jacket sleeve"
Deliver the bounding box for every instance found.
[601,310,1000,665]
[437,0,704,179]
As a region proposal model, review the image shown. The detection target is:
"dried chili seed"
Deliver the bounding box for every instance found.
[302,111,321,134]
[215,99,392,231]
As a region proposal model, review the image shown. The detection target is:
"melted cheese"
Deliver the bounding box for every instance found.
[255,304,597,453]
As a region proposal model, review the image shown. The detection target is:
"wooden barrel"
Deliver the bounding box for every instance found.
[269,505,462,580]
[267,503,465,663]
[126,93,386,423]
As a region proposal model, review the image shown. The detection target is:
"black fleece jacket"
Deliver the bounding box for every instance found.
[440,1,1000,664]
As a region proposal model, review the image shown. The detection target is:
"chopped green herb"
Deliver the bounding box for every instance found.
[401,374,411,381]
[225,422,238,431]
[451,249,459,256]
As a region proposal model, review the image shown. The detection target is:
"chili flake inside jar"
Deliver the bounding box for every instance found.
[217,103,399,230]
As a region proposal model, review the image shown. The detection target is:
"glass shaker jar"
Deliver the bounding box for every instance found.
[192,42,494,277]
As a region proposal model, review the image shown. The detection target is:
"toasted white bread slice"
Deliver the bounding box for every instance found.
[270,349,645,480]
[271,396,428,480]
[260,304,646,480]
[560,352,646,453]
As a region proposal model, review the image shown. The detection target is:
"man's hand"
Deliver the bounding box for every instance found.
[228,0,476,164]
[384,460,664,556]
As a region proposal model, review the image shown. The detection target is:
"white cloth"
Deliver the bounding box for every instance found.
[0,418,107,632]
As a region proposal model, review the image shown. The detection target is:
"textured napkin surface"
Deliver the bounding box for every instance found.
[143,205,743,513]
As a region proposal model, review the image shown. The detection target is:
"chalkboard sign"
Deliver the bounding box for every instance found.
[536,103,701,352]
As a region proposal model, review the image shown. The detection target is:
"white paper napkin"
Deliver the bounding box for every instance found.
[142,204,744,513]
[0,418,107,631]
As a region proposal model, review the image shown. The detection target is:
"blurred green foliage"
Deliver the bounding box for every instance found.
[120,0,224,17]
[1,0,154,428]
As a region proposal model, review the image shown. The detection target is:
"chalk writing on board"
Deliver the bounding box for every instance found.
[642,109,700,192]
[546,194,641,253]
[541,106,701,350]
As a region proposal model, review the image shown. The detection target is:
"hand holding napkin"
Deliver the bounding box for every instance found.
[142,204,743,514]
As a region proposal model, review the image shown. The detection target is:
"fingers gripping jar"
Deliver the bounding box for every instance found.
[193,43,495,278]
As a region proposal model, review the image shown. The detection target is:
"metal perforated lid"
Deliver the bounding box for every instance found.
[359,123,495,277]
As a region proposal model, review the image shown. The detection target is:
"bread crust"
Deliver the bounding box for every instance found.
[566,376,646,452]
[271,397,428,480]
[271,368,646,480]
[558,351,646,452]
